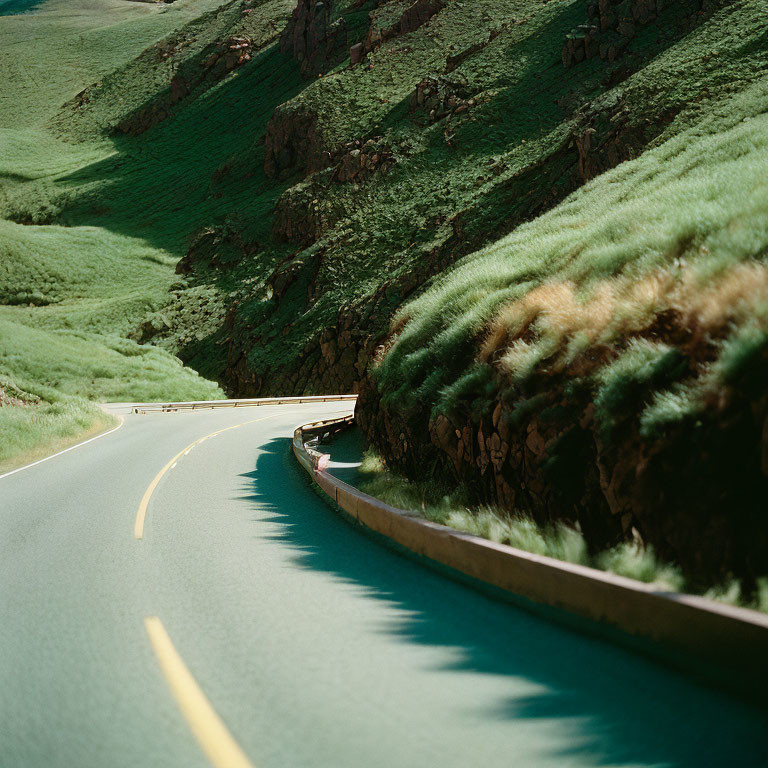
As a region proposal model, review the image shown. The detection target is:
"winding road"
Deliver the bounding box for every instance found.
[1,402,766,768]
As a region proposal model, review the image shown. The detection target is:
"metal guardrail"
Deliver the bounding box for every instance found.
[133,394,358,415]
[293,414,768,701]
[295,415,356,470]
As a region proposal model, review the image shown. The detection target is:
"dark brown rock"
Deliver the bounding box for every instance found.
[349,42,364,65]
[563,0,726,68]
[365,0,445,53]
[409,75,478,125]
[264,105,329,180]
[281,0,348,77]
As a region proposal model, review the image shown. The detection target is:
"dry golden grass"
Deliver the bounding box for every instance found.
[483,261,768,379]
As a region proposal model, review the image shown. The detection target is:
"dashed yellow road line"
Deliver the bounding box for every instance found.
[134,415,276,539]
[145,617,256,768]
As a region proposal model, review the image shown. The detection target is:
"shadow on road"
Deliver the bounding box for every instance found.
[238,437,767,768]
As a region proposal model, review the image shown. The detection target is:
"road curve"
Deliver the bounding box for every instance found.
[1,403,766,768]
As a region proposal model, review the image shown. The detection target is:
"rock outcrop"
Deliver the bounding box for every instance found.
[562,0,726,68]
[273,185,329,245]
[409,76,483,125]
[116,36,254,136]
[202,35,253,72]
[0,382,36,407]
[264,104,330,180]
[271,137,394,242]
[365,0,445,53]
[569,99,679,181]
[280,0,348,77]
[331,138,395,183]
[176,226,256,275]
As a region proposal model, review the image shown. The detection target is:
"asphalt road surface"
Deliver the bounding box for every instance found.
[1,403,766,768]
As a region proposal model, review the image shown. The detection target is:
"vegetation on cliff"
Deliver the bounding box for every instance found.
[354,444,768,611]
[359,4,768,598]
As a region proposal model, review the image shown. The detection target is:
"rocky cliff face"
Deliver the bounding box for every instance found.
[264,104,329,180]
[280,0,348,77]
[0,382,36,407]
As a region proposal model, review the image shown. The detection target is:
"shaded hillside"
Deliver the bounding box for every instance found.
[34,0,759,399]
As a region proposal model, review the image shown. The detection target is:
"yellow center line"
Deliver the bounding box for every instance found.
[134,415,278,540]
[145,617,256,768]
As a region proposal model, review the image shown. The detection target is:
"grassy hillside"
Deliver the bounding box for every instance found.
[359,62,768,601]
[153,0,768,399]
[363,72,768,584]
[375,81,768,417]
[7,0,762,400]
[0,0,229,469]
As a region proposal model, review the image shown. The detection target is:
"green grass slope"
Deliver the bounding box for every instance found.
[377,81,768,415]
[141,0,767,401]
[0,0,228,468]
[8,0,762,404]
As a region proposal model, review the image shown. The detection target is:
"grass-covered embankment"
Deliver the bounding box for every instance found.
[359,71,768,598]
[0,394,114,475]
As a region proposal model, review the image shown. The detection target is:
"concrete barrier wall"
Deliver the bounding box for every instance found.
[293,416,768,698]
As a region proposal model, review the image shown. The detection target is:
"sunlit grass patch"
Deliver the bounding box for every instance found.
[0,317,222,402]
[0,396,114,474]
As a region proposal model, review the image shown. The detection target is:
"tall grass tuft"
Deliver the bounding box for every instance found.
[355,446,768,611]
